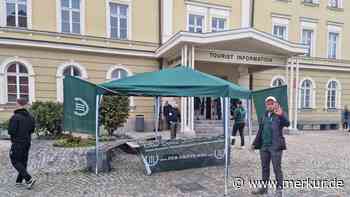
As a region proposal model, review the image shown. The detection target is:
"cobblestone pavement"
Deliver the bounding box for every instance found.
[0,130,349,197]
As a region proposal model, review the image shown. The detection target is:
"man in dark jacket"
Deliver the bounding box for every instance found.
[8,98,36,189]
[251,96,289,197]
[231,100,246,148]
[163,101,172,129]
[168,104,180,139]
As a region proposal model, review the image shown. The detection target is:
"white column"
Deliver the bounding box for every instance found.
[161,0,174,43]
[189,45,195,131]
[241,0,252,28]
[289,59,295,130]
[294,58,300,130]
[181,47,185,132]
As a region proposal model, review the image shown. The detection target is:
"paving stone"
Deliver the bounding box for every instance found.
[0,131,349,197]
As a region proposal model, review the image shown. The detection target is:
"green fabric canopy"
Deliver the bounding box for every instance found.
[100,66,251,98]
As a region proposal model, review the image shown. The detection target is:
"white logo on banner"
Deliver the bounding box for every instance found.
[74,97,89,116]
[214,149,225,160]
[146,153,159,167]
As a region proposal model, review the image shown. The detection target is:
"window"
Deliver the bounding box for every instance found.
[302,29,314,57]
[326,80,340,109]
[211,17,225,32]
[56,62,87,102]
[63,65,81,77]
[328,32,339,59]
[304,0,313,3]
[273,25,287,40]
[271,77,286,87]
[110,3,128,40]
[300,79,314,109]
[188,14,204,33]
[6,63,29,103]
[61,0,81,34]
[6,0,27,28]
[329,0,340,8]
[111,68,128,79]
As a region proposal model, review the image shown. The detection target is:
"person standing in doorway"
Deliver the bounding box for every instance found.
[342,105,349,131]
[163,101,172,130]
[168,104,180,139]
[8,98,36,189]
[251,96,289,197]
[231,100,246,148]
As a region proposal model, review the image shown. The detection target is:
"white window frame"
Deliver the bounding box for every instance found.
[272,17,289,40]
[0,57,35,104]
[299,77,316,109]
[300,21,317,57]
[56,0,85,35]
[325,79,341,109]
[270,75,286,87]
[106,0,132,40]
[187,4,207,33]
[209,8,229,32]
[106,65,135,110]
[56,61,88,102]
[327,25,342,59]
[0,0,32,28]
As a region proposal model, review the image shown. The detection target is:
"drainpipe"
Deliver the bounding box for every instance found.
[250,0,255,28]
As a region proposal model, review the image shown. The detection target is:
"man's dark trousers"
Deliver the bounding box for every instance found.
[260,146,283,190]
[10,142,32,183]
[232,123,245,146]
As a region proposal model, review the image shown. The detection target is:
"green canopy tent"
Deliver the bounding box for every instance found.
[100,66,252,195]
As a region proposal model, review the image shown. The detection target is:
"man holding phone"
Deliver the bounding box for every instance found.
[251,96,289,197]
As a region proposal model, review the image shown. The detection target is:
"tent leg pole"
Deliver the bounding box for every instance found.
[224,97,230,196]
[247,98,252,145]
[155,96,161,143]
[95,95,100,175]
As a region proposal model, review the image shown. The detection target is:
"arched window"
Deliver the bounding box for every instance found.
[271,76,286,87]
[63,65,82,77]
[106,66,134,109]
[326,80,341,109]
[111,68,128,79]
[56,62,87,102]
[6,63,29,103]
[300,79,315,109]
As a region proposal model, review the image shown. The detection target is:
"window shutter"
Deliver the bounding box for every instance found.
[324,88,328,109]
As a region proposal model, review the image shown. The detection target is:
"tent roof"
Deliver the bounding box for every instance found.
[100,66,251,98]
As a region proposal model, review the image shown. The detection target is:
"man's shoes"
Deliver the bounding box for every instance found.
[15,182,23,187]
[251,188,268,195]
[25,178,36,190]
[275,189,283,197]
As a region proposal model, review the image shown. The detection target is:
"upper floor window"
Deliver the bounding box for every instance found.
[211,17,225,32]
[110,3,128,40]
[326,80,340,109]
[61,0,81,34]
[302,29,314,57]
[300,79,315,109]
[273,25,287,40]
[329,0,341,8]
[328,32,339,59]
[188,14,204,33]
[6,63,29,103]
[6,0,27,28]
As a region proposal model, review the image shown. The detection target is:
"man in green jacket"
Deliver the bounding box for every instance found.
[231,100,246,148]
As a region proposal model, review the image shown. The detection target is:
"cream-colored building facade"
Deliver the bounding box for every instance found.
[0,0,348,132]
